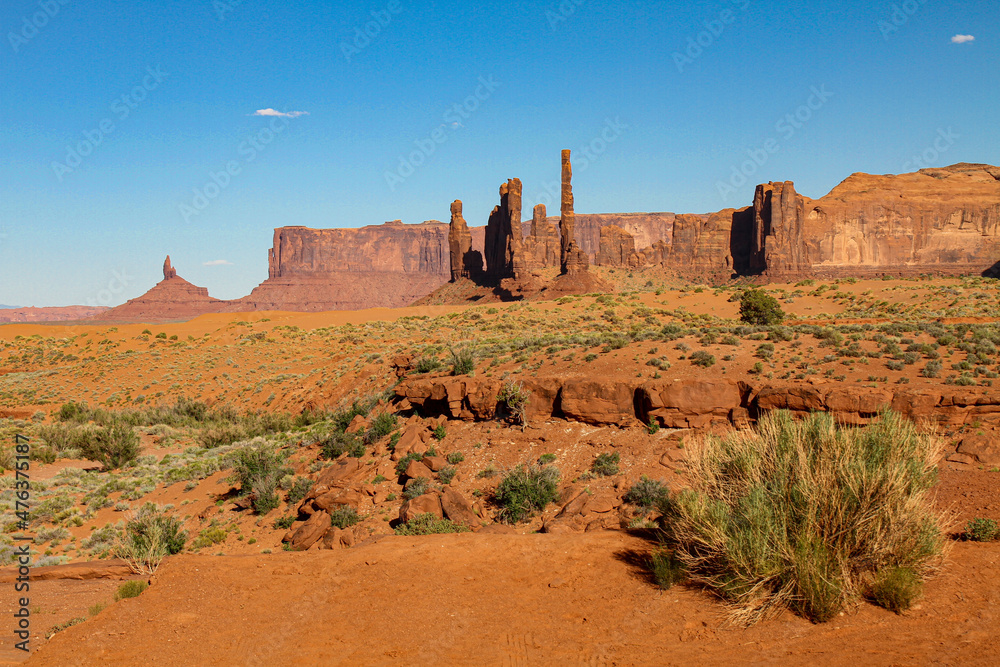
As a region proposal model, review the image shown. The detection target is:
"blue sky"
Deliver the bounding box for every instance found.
[1,0,997,306]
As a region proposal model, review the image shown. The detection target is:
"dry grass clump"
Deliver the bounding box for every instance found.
[659,410,945,625]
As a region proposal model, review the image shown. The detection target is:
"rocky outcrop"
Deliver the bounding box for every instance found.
[396,374,1000,429]
[595,225,639,268]
[448,200,482,281]
[522,204,560,268]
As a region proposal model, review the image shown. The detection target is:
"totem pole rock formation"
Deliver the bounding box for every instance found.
[163,255,177,279]
[559,150,589,275]
[448,200,482,281]
[484,178,527,283]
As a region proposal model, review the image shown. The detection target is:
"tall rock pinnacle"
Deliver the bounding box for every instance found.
[559,150,589,275]
[163,255,177,280]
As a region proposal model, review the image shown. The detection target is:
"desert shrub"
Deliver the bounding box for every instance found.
[320,431,359,459]
[538,453,556,465]
[438,465,457,485]
[286,477,314,504]
[739,289,785,326]
[755,343,775,359]
[415,357,443,374]
[364,412,398,445]
[446,452,465,464]
[191,527,227,549]
[494,464,560,523]
[114,580,149,601]
[58,400,91,422]
[689,350,715,368]
[394,513,470,536]
[329,506,360,529]
[432,424,447,441]
[114,503,187,575]
[227,440,290,515]
[198,423,247,449]
[921,360,943,378]
[624,476,670,512]
[659,410,944,625]
[869,566,922,614]
[964,517,998,542]
[767,326,794,342]
[650,549,686,589]
[591,452,621,477]
[496,380,530,425]
[403,476,431,500]
[80,422,141,470]
[36,423,96,455]
[450,346,476,376]
[273,515,295,530]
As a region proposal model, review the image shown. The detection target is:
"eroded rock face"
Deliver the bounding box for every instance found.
[396,374,1000,429]
[239,223,452,310]
[595,225,639,268]
[523,204,560,268]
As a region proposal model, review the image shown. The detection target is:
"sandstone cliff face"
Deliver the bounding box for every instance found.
[643,163,1000,281]
[805,164,1000,277]
[522,204,560,268]
[246,223,452,311]
[267,223,449,278]
[595,226,638,268]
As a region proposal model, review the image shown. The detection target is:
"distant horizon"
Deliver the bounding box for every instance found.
[2,157,998,309]
[2,0,997,306]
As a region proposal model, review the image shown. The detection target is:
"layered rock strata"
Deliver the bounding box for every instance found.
[396,374,1000,430]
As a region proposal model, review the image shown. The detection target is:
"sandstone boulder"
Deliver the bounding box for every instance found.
[956,435,1000,466]
[399,493,444,523]
[440,487,480,529]
[287,511,331,551]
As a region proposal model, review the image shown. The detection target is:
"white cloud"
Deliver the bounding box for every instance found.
[951,34,975,44]
[252,108,309,118]
[203,260,233,266]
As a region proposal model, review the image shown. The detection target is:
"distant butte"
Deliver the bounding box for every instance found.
[94,256,226,322]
